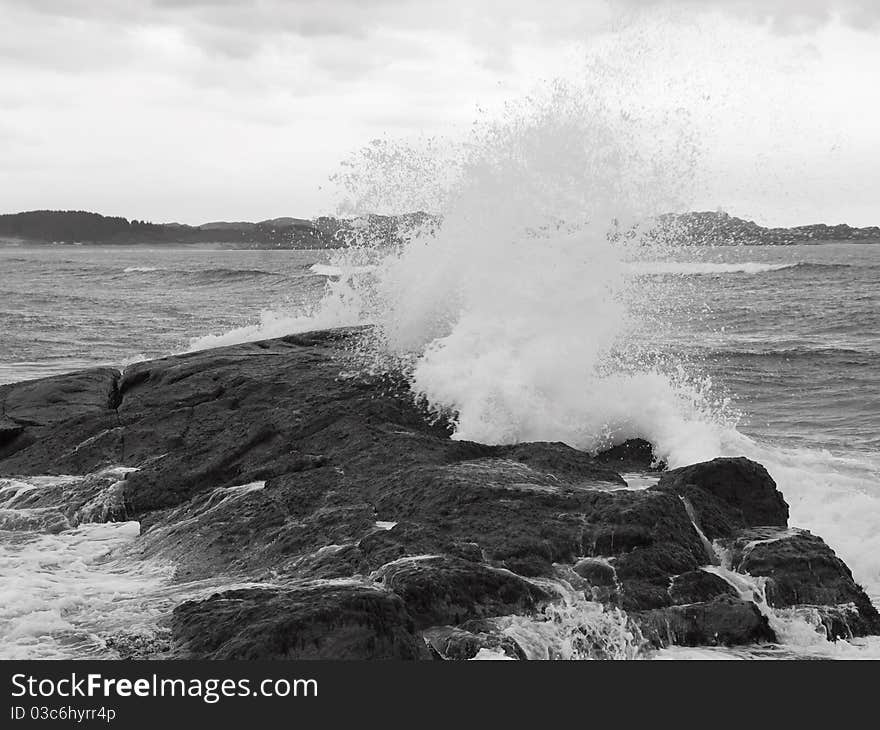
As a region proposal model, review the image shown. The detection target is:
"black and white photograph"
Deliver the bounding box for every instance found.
[1,0,879,686]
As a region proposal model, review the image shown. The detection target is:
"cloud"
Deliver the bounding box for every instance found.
[0,0,878,224]
[3,1,875,82]
[620,0,880,31]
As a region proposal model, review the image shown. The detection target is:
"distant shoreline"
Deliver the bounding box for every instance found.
[0,210,433,250]
[2,238,878,251]
[0,239,335,251]
[1,209,879,248]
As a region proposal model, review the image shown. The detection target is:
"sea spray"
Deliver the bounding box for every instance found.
[309,76,730,461]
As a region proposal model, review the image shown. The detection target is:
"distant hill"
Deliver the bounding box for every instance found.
[0,209,876,248]
[653,211,880,245]
[0,210,327,248]
[0,210,437,249]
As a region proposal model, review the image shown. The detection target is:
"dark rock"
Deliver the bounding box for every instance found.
[594,438,665,472]
[135,480,296,581]
[0,367,121,466]
[803,605,878,642]
[497,442,627,485]
[423,623,526,660]
[573,558,617,586]
[720,527,880,635]
[365,459,708,605]
[579,492,710,611]
[668,570,737,605]
[367,458,629,577]
[653,457,789,539]
[171,583,431,660]
[567,559,620,603]
[1,367,120,430]
[634,596,775,647]
[374,556,550,628]
[0,419,24,454]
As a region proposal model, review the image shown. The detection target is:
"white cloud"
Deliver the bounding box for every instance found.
[0,0,878,225]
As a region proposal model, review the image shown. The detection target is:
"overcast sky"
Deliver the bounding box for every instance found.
[1,0,878,226]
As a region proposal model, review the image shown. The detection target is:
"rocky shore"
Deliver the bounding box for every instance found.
[1,327,877,659]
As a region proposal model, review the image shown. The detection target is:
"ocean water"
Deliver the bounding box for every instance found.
[1,239,878,660]
[0,246,332,384]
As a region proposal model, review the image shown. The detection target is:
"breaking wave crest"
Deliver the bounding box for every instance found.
[631,261,792,276]
[123,266,284,285]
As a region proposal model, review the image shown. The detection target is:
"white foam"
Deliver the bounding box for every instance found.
[0,521,174,659]
[0,474,287,659]
[489,579,643,660]
[654,639,880,659]
[310,263,342,277]
[653,647,744,660]
[470,648,516,660]
[185,303,363,351]
[309,263,375,278]
[619,473,660,489]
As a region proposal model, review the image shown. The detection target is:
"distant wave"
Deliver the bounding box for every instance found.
[631,261,794,276]
[631,261,863,276]
[709,345,873,361]
[123,266,282,283]
[191,267,280,282]
[787,262,855,272]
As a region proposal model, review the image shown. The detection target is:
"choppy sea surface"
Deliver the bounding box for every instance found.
[1,241,878,660]
[0,246,330,383]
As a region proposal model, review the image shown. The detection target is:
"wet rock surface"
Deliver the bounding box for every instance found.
[422,623,526,660]
[668,570,737,605]
[374,556,551,629]
[594,438,664,472]
[171,584,431,660]
[719,527,880,636]
[1,326,877,658]
[635,596,775,648]
[653,457,789,537]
